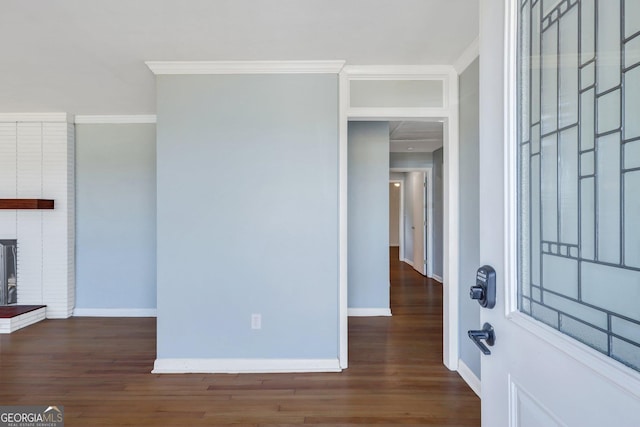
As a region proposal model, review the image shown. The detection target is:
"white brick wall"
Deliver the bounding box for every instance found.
[0,123,17,238]
[0,115,75,318]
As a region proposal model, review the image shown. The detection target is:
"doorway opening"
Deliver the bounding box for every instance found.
[346,118,447,337]
[389,120,443,282]
[339,66,460,371]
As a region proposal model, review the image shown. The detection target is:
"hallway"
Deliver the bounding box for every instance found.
[0,249,480,426]
[348,247,480,424]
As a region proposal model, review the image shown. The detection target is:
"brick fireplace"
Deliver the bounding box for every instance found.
[0,114,75,318]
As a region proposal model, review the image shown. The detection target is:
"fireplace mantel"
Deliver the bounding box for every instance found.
[0,199,54,209]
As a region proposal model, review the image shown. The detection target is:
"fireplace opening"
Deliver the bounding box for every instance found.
[0,240,17,305]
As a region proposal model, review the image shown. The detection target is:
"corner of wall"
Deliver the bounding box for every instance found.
[457,358,481,398]
[453,37,480,75]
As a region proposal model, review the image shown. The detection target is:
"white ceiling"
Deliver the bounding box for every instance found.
[0,0,478,115]
[390,121,443,153]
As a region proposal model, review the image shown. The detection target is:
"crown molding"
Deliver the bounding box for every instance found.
[0,113,73,123]
[145,60,346,75]
[453,37,480,74]
[74,115,157,124]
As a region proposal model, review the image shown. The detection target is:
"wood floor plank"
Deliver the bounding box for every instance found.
[0,248,480,426]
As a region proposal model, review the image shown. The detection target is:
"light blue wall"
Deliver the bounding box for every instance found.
[432,148,444,278]
[390,152,433,169]
[156,74,339,359]
[458,58,481,378]
[75,124,157,309]
[348,122,390,309]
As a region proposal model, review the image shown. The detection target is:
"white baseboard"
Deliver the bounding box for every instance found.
[431,274,443,283]
[44,308,74,319]
[152,358,342,374]
[457,358,481,398]
[402,258,414,267]
[347,308,392,317]
[73,308,157,317]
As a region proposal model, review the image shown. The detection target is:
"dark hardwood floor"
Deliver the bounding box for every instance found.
[0,248,480,426]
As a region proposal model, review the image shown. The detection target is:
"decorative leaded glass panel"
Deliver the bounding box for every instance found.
[518,0,640,372]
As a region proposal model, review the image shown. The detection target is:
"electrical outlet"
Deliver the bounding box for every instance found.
[251,313,261,330]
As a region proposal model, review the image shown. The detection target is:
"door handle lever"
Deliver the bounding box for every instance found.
[468,323,495,355]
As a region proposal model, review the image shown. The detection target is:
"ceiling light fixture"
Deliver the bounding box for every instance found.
[394,182,400,187]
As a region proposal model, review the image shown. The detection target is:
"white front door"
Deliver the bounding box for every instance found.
[479,1,640,425]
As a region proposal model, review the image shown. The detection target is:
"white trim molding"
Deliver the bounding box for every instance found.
[145,60,346,75]
[342,64,453,78]
[425,168,434,278]
[74,115,157,124]
[73,308,157,317]
[0,113,73,123]
[431,274,443,284]
[152,358,342,374]
[347,308,392,317]
[348,108,450,121]
[453,37,480,74]
[338,69,349,369]
[342,65,451,116]
[457,358,481,398]
[442,67,460,371]
[503,0,520,316]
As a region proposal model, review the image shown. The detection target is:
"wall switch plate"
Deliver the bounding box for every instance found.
[251,313,261,330]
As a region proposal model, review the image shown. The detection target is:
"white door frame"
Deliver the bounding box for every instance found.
[339,66,459,370]
[390,168,434,278]
[389,179,405,261]
[425,168,434,279]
